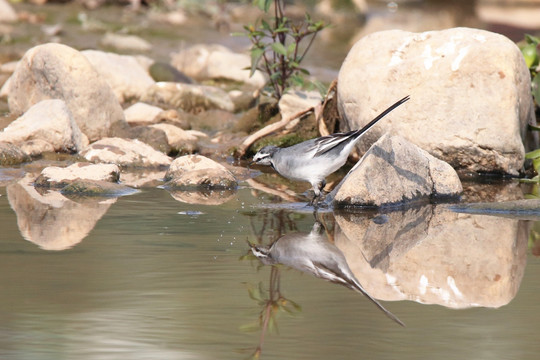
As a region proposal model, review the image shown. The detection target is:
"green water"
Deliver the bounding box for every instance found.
[0,171,539,360]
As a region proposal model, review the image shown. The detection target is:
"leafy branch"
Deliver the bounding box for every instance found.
[239,0,328,100]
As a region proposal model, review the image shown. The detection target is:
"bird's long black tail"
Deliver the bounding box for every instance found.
[352,95,410,139]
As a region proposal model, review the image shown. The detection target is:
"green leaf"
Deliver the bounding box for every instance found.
[533,157,540,172]
[526,34,540,45]
[287,42,296,56]
[253,0,272,12]
[532,73,540,103]
[525,148,540,159]
[271,42,288,56]
[522,43,538,68]
[250,47,265,76]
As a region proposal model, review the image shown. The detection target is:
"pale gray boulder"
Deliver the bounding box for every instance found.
[337,27,535,175]
[8,43,126,142]
[0,99,84,156]
[164,154,237,189]
[34,162,121,189]
[333,134,462,208]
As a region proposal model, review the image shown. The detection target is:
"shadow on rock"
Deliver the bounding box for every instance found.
[6,174,116,251]
[334,205,528,308]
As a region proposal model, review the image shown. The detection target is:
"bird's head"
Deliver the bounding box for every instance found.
[251,145,278,166]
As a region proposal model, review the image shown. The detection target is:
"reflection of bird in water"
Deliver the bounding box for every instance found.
[249,221,404,326]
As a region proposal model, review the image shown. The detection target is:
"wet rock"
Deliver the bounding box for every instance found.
[170,44,265,89]
[278,90,322,120]
[154,109,191,130]
[34,162,120,189]
[6,174,116,251]
[124,102,164,126]
[60,179,138,198]
[80,137,172,168]
[8,43,126,142]
[334,206,528,308]
[101,32,152,52]
[333,134,462,208]
[111,122,171,154]
[82,50,155,103]
[164,154,237,189]
[0,99,85,156]
[449,199,540,220]
[0,142,30,166]
[148,123,203,154]
[338,28,535,175]
[0,0,18,23]
[142,82,235,113]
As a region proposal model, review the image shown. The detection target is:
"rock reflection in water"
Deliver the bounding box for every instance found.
[6,174,115,251]
[165,188,237,205]
[335,206,528,308]
[250,221,404,326]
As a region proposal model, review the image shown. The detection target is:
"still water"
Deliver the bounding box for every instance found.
[0,171,539,360]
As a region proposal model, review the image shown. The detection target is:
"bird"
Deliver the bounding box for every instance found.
[249,221,405,326]
[251,95,410,206]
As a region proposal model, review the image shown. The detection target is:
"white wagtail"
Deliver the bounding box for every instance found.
[251,96,410,205]
[249,221,404,326]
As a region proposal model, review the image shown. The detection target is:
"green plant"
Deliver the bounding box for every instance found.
[519,34,540,105]
[239,0,328,100]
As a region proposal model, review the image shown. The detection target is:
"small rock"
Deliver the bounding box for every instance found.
[8,43,126,142]
[142,82,235,113]
[0,142,30,166]
[170,44,265,89]
[148,123,201,154]
[154,109,191,130]
[124,102,164,126]
[333,134,462,208]
[82,50,156,103]
[0,99,84,156]
[101,32,152,52]
[0,0,18,23]
[80,137,172,168]
[34,162,120,189]
[60,179,137,198]
[278,90,322,120]
[337,28,535,175]
[164,154,237,189]
[110,122,171,154]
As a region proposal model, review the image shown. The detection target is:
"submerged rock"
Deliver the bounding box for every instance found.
[80,137,172,168]
[333,134,462,208]
[164,154,237,189]
[337,27,535,175]
[60,179,137,198]
[34,162,120,189]
[0,142,30,166]
[82,50,156,103]
[0,99,85,156]
[8,43,126,142]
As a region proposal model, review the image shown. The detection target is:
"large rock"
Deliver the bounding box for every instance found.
[34,162,120,189]
[7,43,126,142]
[170,44,265,89]
[164,154,237,189]
[333,134,462,207]
[0,99,84,156]
[337,28,535,175]
[142,82,235,113]
[80,137,172,168]
[82,50,156,103]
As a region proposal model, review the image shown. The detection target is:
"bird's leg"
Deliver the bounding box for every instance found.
[308,180,326,208]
